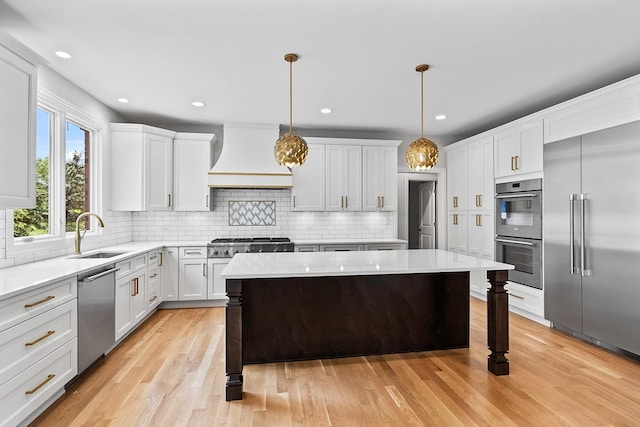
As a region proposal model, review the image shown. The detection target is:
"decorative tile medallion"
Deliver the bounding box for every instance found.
[229,201,276,226]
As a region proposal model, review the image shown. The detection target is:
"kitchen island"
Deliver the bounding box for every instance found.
[220,249,513,401]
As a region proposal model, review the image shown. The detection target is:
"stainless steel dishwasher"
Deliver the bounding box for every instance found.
[77,264,118,374]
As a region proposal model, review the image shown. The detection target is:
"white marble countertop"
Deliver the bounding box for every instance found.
[0,242,164,300]
[220,249,513,279]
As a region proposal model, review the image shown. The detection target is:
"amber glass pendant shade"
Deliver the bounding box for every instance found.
[275,53,308,167]
[406,64,439,170]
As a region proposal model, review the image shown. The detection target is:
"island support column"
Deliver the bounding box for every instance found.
[225,279,243,401]
[486,270,509,375]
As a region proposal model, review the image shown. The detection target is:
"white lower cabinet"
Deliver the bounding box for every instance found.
[162,247,179,301]
[0,276,78,427]
[147,249,162,310]
[208,259,230,300]
[178,247,208,300]
[447,211,468,254]
[115,254,148,341]
[0,338,77,427]
[505,282,545,321]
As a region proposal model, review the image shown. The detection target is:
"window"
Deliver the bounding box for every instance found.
[8,89,104,254]
[13,108,53,237]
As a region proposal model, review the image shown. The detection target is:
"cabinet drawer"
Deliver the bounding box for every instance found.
[147,265,160,286]
[363,244,405,251]
[147,284,160,309]
[147,250,161,267]
[116,253,148,279]
[0,278,77,333]
[505,282,544,317]
[0,300,77,386]
[0,338,77,427]
[320,244,363,251]
[180,247,206,258]
[295,245,319,252]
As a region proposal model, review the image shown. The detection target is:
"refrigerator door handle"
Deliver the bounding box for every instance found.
[580,193,591,277]
[570,194,577,275]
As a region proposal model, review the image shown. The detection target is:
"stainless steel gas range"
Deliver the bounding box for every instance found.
[207,237,295,258]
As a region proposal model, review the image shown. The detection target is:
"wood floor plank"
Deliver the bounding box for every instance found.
[30,298,640,426]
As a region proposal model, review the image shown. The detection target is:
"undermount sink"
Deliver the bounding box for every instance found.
[73,251,126,259]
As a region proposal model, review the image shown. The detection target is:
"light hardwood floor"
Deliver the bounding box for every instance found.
[32,298,640,426]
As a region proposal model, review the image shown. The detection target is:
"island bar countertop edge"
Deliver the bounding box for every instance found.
[219,249,514,279]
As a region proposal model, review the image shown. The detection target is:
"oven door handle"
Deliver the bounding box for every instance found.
[495,193,538,199]
[495,238,536,247]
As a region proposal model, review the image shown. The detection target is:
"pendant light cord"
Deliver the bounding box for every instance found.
[289,59,293,134]
[420,69,424,139]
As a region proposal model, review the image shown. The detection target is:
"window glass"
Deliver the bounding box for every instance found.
[13,108,52,237]
[65,121,91,232]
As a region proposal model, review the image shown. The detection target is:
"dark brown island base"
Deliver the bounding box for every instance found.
[220,249,513,401]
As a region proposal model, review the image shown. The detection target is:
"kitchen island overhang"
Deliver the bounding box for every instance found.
[220,249,513,401]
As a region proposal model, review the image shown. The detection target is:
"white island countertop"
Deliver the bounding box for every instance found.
[220,249,513,279]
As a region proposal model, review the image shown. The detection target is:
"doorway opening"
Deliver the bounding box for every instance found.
[408,181,436,249]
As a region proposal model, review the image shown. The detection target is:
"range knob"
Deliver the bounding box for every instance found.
[223,250,229,256]
[213,250,219,256]
[245,248,250,253]
[258,248,263,253]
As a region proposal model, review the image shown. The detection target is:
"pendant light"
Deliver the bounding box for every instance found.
[274,53,309,167]
[405,64,439,171]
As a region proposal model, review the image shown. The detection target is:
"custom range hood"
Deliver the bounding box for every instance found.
[208,124,293,188]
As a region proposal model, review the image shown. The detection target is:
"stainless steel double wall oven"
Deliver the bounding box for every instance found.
[495,179,542,289]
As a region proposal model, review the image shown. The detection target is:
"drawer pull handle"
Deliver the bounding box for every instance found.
[150,273,158,279]
[159,252,163,266]
[24,295,55,308]
[509,293,525,300]
[149,296,158,302]
[25,374,55,395]
[25,330,55,347]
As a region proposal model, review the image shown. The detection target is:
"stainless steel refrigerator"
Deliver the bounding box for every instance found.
[544,121,640,356]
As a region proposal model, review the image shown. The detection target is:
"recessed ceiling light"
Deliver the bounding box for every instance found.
[55,51,72,59]
[435,114,447,120]
[320,108,332,114]
[117,98,129,103]
[192,101,206,107]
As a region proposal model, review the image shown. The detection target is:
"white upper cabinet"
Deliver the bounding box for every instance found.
[0,42,37,209]
[291,144,325,211]
[326,145,362,211]
[544,78,640,143]
[173,132,215,211]
[363,146,397,211]
[467,136,494,211]
[111,124,176,211]
[446,144,468,210]
[494,120,543,178]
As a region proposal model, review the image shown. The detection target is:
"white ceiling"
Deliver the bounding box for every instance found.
[2,0,640,143]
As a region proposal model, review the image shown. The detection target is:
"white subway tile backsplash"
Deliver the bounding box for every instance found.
[132,189,396,242]
[0,189,396,269]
